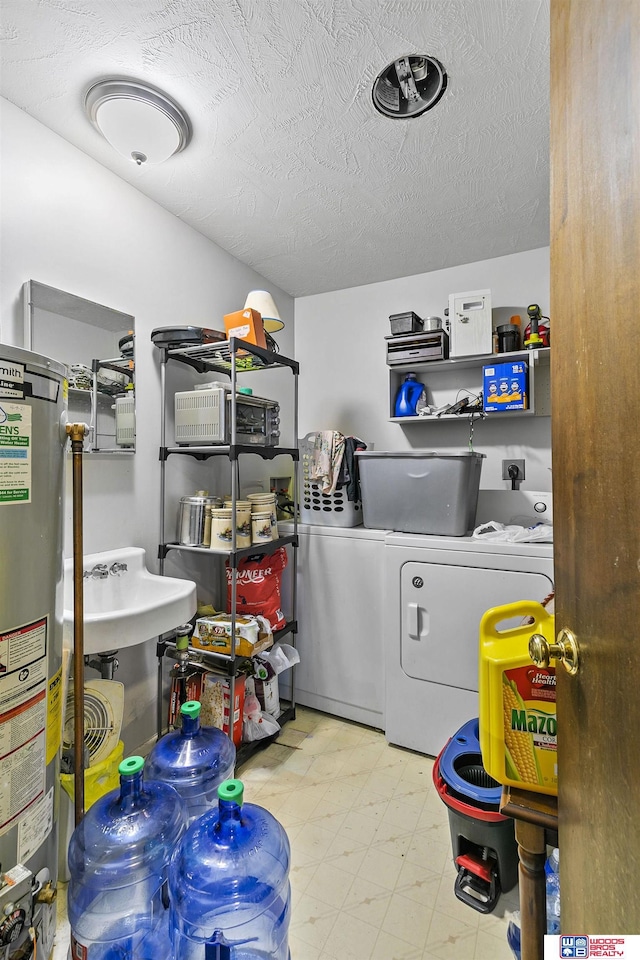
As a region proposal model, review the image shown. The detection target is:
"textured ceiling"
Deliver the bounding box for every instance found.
[0,0,550,297]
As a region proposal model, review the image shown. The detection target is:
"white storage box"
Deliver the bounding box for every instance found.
[356,450,485,536]
[448,289,492,357]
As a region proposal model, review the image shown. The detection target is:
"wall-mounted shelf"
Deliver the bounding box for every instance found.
[388,347,551,422]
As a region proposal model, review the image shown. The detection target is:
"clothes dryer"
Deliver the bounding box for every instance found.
[383,492,554,757]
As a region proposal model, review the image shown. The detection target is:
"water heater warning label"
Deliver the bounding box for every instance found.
[0,691,46,837]
[17,785,53,863]
[0,402,31,504]
[0,617,47,710]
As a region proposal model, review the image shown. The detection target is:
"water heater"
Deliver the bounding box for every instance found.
[0,345,67,958]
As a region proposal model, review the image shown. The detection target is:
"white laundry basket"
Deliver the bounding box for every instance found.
[299,434,363,527]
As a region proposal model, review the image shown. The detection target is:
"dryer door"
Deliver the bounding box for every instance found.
[401,561,553,689]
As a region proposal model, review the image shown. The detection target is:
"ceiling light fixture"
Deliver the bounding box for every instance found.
[85,78,191,165]
[372,55,447,119]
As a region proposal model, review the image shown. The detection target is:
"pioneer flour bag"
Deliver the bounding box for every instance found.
[225,547,287,631]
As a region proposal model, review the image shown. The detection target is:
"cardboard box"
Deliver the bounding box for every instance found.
[168,671,204,728]
[483,360,528,412]
[223,308,267,350]
[200,673,246,746]
[193,614,273,657]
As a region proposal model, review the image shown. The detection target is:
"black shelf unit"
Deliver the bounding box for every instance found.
[154,336,299,758]
[158,534,298,563]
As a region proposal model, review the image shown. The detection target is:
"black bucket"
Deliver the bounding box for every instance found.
[434,719,519,914]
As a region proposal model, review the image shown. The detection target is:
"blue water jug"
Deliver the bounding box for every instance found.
[394,372,427,417]
[545,847,560,934]
[67,755,188,959]
[169,779,291,960]
[145,700,236,824]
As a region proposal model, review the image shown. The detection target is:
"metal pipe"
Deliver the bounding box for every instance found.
[66,422,87,826]
[159,351,167,571]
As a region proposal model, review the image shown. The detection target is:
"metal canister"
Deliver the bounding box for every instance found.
[423,316,444,332]
[177,493,222,546]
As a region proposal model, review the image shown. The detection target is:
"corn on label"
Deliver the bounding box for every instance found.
[503,665,557,791]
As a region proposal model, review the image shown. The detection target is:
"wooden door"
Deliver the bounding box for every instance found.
[551,0,640,932]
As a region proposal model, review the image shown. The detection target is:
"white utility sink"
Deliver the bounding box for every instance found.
[63,547,196,655]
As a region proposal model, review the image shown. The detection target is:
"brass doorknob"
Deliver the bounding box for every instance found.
[529,628,580,676]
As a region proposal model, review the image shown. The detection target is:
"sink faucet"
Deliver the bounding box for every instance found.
[84,563,109,580]
[109,562,128,577]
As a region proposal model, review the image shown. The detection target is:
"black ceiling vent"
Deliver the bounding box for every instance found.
[372,55,448,119]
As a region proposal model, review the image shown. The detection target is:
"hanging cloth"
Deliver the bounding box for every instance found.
[308,431,346,495]
[343,437,367,502]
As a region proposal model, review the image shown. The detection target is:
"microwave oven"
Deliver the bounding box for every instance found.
[174,382,280,446]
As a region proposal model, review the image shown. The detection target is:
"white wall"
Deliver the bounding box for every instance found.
[295,247,552,491]
[0,98,294,751]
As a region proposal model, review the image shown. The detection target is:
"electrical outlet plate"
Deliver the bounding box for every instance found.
[502,459,525,480]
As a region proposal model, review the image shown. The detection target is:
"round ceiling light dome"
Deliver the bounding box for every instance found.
[372,55,448,119]
[85,78,191,165]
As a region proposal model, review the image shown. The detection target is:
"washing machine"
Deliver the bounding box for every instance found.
[383,491,554,757]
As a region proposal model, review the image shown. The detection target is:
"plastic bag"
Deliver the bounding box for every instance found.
[252,643,300,720]
[243,693,262,721]
[472,520,553,543]
[242,712,281,742]
[257,643,300,676]
[242,692,281,741]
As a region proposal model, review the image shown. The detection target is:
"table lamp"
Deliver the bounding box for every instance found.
[243,291,285,333]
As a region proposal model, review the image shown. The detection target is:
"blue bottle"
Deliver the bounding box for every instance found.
[169,779,291,960]
[507,911,521,960]
[67,755,188,959]
[545,847,560,934]
[145,700,236,824]
[394,372,427,417]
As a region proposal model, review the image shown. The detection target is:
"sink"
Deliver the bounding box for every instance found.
[63,547,197,654]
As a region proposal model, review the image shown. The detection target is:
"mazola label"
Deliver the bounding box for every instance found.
[503,664,557,790]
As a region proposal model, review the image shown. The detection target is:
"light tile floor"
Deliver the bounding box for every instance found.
[53,706,519,960]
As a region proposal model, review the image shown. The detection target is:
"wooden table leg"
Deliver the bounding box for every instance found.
[514,819,547,960]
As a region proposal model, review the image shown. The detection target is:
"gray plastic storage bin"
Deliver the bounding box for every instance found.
[356,451,485,536]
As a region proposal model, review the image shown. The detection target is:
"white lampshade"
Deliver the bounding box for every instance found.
[243,290,285,333]
[85,79,191,166]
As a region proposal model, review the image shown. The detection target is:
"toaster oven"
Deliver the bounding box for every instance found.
[174,382,280,446]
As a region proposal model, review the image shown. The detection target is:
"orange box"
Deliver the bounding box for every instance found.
[223,308,267,350]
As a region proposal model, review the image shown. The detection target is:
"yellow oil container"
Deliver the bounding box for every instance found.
[479,600,557,796]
